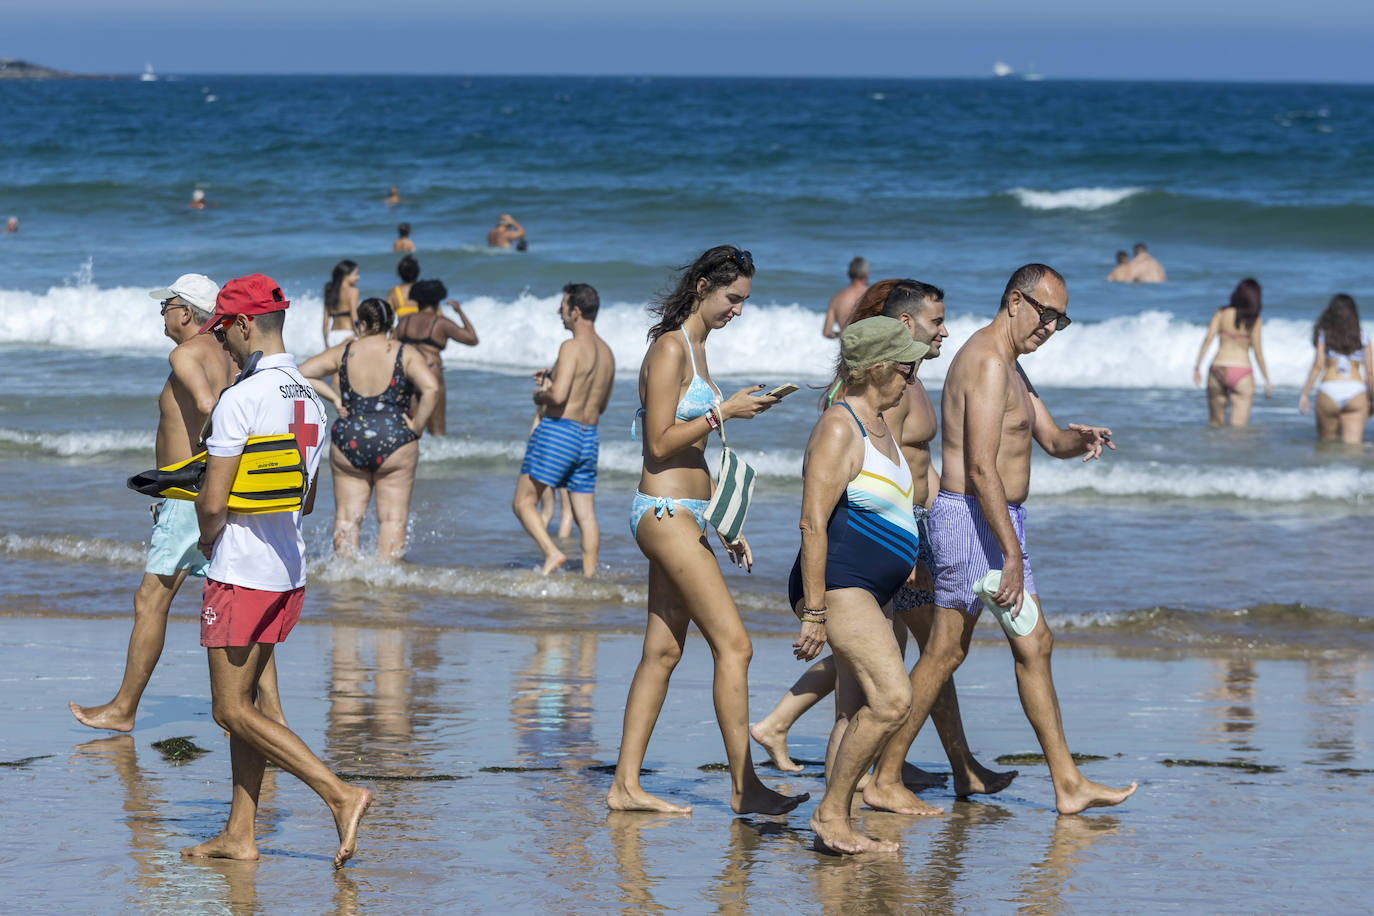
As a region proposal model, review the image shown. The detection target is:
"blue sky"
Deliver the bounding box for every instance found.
[6,1,1374,82]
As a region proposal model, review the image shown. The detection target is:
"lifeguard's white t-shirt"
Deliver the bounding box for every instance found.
[204,353,327,591]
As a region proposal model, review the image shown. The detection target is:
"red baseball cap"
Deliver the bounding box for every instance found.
[198,273,291,334]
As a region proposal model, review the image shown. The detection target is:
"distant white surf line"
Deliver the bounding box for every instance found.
[0,282,1320,388]
[1008,186,1145,211]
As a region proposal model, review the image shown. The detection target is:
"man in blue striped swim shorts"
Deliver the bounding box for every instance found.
[512,283,616,576]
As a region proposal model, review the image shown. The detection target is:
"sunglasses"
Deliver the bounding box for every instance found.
[895,361,917,380]
[160,300,188,316]
[209,314,251,343]
[728,248,754,273]
[1020,292,1072,331]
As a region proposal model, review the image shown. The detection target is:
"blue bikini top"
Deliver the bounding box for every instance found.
[632,328,722,439]
[675,328,721,420]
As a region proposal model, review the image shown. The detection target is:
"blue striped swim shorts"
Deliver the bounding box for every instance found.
[520,416,599,493]
[929,489,1036,617]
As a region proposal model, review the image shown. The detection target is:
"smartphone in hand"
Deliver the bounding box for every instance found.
[762,383,799,399]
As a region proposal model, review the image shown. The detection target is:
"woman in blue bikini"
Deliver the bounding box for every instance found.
[607,245,807,817]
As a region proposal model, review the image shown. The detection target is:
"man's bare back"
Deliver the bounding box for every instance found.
[156,335,234,466]
[823,281,867,338]
[545,332,615,425]
[1128,251,1166,283]
[888,378,939,506]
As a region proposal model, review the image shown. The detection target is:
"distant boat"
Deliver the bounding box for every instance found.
[1022,63,1044,82]
[140,64,156,82]
[993,61,1014,78]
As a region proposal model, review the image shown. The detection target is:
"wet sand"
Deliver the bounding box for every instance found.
[3,616,1371,913]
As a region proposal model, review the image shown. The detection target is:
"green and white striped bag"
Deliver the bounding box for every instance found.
[704,414,757,545]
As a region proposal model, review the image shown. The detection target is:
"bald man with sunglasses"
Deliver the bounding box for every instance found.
[904,263,1138,815]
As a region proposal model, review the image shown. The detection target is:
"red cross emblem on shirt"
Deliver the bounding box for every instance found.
[289,400,320,457]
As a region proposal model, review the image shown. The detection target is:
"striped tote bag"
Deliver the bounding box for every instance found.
[704,414,757,545]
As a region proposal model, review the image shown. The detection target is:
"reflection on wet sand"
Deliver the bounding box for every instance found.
[605,812,675,914]
[1205,657,1258,754]
[510,633,599,767]
[906,801,1014,911]
[1304,656,1370,768]
[1014,814,1121,914]
[71,734,267,913]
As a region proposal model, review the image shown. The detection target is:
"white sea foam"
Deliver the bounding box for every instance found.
[0,532,146,567]
[1008,186,1144,211]
[0,427,151,456]
[0,283,1318,388]
[1032,460,1374,502]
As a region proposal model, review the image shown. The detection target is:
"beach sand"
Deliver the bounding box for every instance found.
[3,613,1370,914]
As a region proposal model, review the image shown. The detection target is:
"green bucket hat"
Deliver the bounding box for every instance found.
[840,316,930,372]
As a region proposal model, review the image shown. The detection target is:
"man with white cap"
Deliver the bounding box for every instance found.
[69,273,272,731]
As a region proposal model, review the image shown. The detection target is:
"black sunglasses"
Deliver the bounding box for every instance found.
[895,361,917,380]
[728,248,754,273]
[1020,292,1072,331]
[160,300,188,316]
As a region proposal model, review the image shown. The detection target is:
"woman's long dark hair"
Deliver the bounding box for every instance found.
[647,245,755,340]
[355,297,394,336]
[324,259,357,313]
[1314,293,1362,355]
[1228,277,1262,331]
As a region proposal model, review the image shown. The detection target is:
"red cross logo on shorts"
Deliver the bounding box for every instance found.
[289,400,320,457]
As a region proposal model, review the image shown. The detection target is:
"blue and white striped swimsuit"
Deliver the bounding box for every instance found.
[788,402,921,608]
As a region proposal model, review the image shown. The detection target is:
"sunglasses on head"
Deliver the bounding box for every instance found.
[1020,291,1072,331]
[728,248,753,273]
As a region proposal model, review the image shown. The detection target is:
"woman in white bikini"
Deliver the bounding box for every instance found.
[1299,294,1372,444]
[1193,278,1272,427]
[606,245,806,817]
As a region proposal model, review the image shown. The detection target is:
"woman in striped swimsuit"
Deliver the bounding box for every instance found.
[788,316,931,856]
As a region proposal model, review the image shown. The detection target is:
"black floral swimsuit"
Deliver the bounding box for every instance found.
[330,342,418,471]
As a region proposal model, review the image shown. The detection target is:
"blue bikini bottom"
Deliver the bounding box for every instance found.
[629,490,710,539]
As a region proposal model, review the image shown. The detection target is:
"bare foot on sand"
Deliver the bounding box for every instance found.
[810,811,899,855]
[953,761,1019,797]
[540,550,567,575]
[181,832,259,861]
[862,781,945,816]
[330,787,372,869]
[749,721,803,772]
[1056,779,1137,815]
[606,784,692,815]
[732,783,809,816]
[901,762,948,790]
[68,700,135,733]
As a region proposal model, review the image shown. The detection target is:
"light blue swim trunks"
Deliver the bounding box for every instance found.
[145,498,209,578]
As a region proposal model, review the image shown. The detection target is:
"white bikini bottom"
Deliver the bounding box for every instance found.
[1317,379,1367,410]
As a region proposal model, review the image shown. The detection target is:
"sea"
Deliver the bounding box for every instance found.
[3,75,1374,648]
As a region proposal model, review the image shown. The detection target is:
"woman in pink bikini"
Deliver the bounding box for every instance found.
[1192,278,1272,426]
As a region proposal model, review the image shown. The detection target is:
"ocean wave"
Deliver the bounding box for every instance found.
[0,427,151,457]
[0,282,1326,390]
[1008,187,1145,211]
[0,532,147,567]
[1033,460,1374,503]
[1052,603,1374,653]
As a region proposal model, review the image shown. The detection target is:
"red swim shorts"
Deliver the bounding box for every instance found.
[200,578,305,648]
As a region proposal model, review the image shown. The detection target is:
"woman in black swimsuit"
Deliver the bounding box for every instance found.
[301,298,440,561]
[393,278,479,435]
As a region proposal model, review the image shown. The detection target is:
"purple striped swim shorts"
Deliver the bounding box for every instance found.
[929,489,1036,617]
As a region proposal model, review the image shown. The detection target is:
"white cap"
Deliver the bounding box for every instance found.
[148,273,220,312]
[191,189,205,202]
